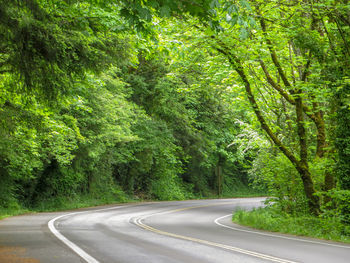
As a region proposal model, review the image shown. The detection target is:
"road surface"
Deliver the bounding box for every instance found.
[0,197,349,262]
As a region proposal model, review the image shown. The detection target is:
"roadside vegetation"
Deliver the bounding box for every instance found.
[233,207,350,244]
[1,0,350,243]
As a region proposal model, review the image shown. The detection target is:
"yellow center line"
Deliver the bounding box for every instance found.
[133,203,299,263]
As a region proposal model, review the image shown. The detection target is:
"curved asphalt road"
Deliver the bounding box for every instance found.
[0,197,349,263]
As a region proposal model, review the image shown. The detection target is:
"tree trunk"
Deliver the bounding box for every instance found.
[216,165,223,196]
[217,47,321,215]
[313,112,335,193]
[295,162,320,215]
[295,93,320,215]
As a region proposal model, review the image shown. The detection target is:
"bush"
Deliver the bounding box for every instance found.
[321,189,350,225]
[233,207,350,243]
[249,151,309,215]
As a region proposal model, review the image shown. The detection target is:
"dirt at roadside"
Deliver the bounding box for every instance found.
[0,246,40,263]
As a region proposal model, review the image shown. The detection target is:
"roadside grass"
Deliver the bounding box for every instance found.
[220,189,267,198]
[203,191,266,199]
[232,207,350,244]
[0,207,30,220]
[0,194,133,220]
[32,194,131,212]
[0,187,266,220]
[196,184,267,199]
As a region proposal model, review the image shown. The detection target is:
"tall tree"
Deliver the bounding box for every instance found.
[154,0,349,214]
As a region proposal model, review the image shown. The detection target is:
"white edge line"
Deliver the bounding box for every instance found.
[133,210,298,263]
[214,214,350,249]
[48,205,127,263]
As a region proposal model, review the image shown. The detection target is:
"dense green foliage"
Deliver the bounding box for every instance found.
[0,0,350,240]
[0,0,260,212]
[336,85,350,190]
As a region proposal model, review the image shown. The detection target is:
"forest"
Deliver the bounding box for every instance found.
[0,0,350,240]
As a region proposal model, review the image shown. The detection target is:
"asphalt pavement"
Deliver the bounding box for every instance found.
[0,197,349,263]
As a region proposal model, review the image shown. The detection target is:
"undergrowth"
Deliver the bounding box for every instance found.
[0,207,30,220]
[0,187,264,220]
[232,207,350,243]
[0,194,131,220]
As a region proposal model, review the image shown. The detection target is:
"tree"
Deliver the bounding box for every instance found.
[0,0,129,100]
[149,0,348,215]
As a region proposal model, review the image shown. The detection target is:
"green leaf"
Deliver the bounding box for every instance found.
[160,6,171,17]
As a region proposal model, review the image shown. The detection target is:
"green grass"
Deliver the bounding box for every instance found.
[0,185,265,220]
[197,185,267,199]
[0,186,266,220]
[32,195,129,212]
[232,207,350,243]
[0,207,30,220]
[0,194,134,220]
[202,192,266,199]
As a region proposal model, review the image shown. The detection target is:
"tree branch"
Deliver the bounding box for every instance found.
[259,18,292,88]
[259,59,295,104]
[216,46,300,166]
[215,40,320,215]
[301,52,312,82]
[259,58,321,125]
